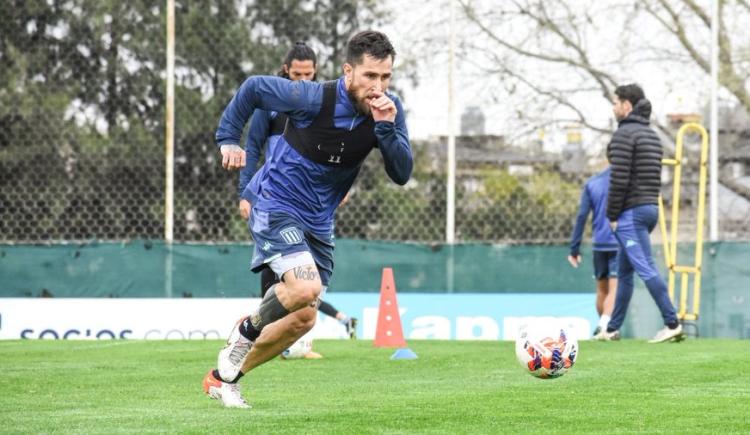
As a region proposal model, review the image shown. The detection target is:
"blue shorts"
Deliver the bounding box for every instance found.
[249,209,334,286]
[592,250,618,280]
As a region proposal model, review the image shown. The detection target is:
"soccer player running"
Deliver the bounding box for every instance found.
[567,166,618,337]
[239,42,358,352]
[203,31,412,408]
[595,84,685,343]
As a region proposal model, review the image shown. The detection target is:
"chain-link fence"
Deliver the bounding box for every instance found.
[2,1,748,244]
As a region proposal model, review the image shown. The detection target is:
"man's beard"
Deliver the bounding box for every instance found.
[347,85,371,115]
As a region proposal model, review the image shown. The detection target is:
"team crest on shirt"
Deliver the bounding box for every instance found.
[280,227,303,244]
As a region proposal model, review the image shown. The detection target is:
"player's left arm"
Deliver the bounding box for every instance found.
[373,94,413,186]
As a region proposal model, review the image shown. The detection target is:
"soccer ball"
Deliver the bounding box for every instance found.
[281,336,313,360]
[515,320,578,379]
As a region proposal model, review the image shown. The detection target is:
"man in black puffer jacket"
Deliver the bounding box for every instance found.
[595,84,685,344]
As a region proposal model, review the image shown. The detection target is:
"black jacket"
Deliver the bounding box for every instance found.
[606,99,663,221]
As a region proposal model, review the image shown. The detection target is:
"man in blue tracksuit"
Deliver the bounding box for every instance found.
[238,43,358,354]
[568,167,619,336]
[597,83,684,343]
[202,31,412,408]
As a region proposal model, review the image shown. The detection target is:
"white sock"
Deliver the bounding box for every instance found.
[598,315,611,330]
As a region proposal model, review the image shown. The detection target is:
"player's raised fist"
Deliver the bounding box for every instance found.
[368,91,396,123]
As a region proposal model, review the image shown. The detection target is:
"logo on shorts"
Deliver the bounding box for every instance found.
[262,241,273,251]
[626,239,637,248]
[280,227,303,245]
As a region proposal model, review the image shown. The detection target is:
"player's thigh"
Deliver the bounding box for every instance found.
[249,210,322,297]
[270,251,322,307]
[616,234,655,281]
[305,231,334,287]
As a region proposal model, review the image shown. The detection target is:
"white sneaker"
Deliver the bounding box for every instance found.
[202,370,251,409]
[648,324,685,343]
[217,317,253,381]
[593,329,620,341]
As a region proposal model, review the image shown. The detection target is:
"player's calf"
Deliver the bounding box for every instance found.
[287,305,317,337]
[216,278,318,381]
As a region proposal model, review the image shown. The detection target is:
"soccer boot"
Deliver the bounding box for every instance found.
[648,324,685,343]
[346,317,358,339]
[593,329,620,341]
[202,370,250,409]
[217,317,253,381]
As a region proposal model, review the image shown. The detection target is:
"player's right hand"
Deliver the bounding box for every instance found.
[368,91,397,123]
[567,255,582,268]
[239,199,251,220]
[220,144,245,170]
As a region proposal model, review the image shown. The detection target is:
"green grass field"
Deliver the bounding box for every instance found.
[1,339,749,434]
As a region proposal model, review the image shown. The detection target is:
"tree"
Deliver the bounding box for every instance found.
[456,0,750,143]
[250,0,389,80]
[0,0,392,242]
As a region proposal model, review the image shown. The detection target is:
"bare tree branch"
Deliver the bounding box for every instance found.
[487,63,611,135]
[681,0,711,27]
[459,0,616,100]
[455,38,612,135]
[644,1,750,111]
[530,0,618,90]
[672,0,750,110]
[455,0,747,147]
[647,0,710,71]
[522,0,620,96]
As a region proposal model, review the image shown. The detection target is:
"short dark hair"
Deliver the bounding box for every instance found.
[278,41,317,79]
[345,30,396,65]
[614,84,645,106]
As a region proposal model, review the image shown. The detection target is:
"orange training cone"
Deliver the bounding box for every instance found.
[374,267,408,348]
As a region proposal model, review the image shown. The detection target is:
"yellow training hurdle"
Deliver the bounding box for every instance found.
[657,122,709,323]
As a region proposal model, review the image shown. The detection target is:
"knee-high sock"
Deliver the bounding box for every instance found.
[318,300,338,318]
[239,284,290,341]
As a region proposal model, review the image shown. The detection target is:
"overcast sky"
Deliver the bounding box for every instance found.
[382,0,740,155]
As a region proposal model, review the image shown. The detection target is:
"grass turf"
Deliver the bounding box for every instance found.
[1,339,749,434]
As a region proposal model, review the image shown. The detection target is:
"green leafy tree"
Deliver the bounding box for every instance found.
[457,166,580,243]
[0,0,391,242]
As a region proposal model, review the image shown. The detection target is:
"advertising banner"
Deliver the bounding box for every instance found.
[0,293,596,341]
